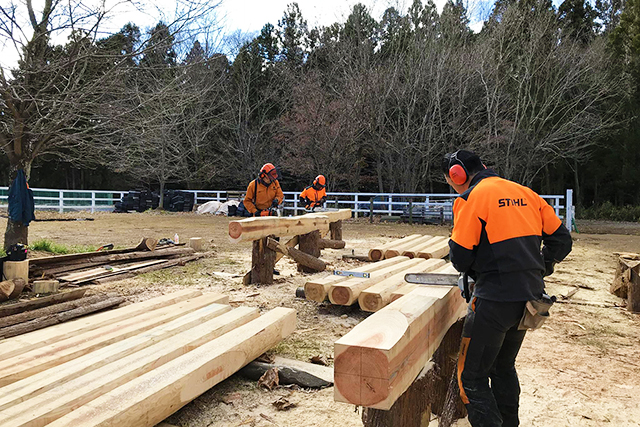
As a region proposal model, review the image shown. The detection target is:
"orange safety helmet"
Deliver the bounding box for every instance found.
[313,174,326,189]
[259,163,279,181]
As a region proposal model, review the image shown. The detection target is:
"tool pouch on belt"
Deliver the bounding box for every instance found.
[518,296,555,331]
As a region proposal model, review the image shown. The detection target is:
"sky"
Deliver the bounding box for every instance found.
[0,0,490,70]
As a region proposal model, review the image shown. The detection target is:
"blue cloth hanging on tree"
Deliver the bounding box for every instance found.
[8,169,35,226]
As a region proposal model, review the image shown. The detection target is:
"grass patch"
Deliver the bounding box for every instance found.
[271,335,331,363]
[0,248,5,257]
[30,239,98,254]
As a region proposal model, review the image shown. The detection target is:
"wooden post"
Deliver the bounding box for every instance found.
[629,267,640,313]
[298,230,321,273]
[330,220,343,241]
[370,198,374,223]
[409,201,413,225]
[362,319,467,427]
[250,237,276,284]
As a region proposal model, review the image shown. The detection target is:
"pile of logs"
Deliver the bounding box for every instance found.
[611,252,640,313]
[28,237,206,286]
[368,234,450,261]
[0,289,124,339]
[0,289,296,427]
[229,210,351,285]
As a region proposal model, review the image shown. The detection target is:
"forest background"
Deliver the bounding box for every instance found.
[1,0,639,221]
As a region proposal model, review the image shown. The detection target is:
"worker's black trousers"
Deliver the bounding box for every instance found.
[457,297,527,427]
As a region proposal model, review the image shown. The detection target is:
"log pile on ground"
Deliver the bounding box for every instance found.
[368,234,450,261]
[27,238,206,286]
[0,289,296,427]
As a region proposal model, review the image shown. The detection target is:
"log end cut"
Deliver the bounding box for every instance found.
[304,283,327,303]
[228,221,243,241]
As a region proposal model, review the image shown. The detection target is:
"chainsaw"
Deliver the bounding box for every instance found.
[404,272,475,302]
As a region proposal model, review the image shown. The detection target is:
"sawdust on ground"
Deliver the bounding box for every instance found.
[2,212,639,427]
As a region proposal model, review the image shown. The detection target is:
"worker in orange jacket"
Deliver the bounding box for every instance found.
[444,150,572,427]
[299,175,327,210]
[243,163,284,216]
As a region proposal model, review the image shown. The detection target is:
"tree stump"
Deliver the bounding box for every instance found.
[250,237,276,284]
[298,230,321,273]
[362,319,467,427]
[330,220,343,241]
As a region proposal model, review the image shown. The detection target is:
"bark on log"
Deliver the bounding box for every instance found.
[251,238,276,285]
[330,220,343,241]
[362,319,466,427]
[30,247,195,275]
[319,239,346,249]
[239,358,333,388]
[0,280,15,301]
[629,267,640,313]
[0,294,111,328]
[611,256,640,298]
[0,289,86,318]
[298,230,321,273]
[267,238,326,272]
[0,296,125,339]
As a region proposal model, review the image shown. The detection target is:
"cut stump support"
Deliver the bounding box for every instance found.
[330,220,343,241]
[250,237,276,285]
[362,319,467,427]
[298,230,321,273]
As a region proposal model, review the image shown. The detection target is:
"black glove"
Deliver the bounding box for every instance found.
[255,209,262,217]
[544,260,556,277]
[272,199,279,208]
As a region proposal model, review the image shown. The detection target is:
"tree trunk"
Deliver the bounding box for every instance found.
[3,158,32,251]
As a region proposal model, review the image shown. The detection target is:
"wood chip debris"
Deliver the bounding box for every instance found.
[258,367,279,390]
[272,397,297,411]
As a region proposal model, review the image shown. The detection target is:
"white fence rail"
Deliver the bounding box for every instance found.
[0,187,574,229]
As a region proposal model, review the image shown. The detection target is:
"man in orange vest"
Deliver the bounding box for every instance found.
[243,163,284,217]
[444,150,572,427]
[299,175,327,210]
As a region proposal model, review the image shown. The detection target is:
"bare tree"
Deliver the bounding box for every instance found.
[0,0,221,248]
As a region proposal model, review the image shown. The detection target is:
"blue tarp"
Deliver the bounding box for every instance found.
[8,169,35,226]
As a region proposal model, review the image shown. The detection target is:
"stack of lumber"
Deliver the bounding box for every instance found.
[334,284,466,410]
[0,289,296,427]
[304,254,458,313]
[0,289,124,339]
[368,235,450,261]
[28,239,205,286]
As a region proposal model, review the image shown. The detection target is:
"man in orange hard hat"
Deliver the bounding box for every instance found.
[243,163,284,217]
[299,175,327,211]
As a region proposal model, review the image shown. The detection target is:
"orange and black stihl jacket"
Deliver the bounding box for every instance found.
[299,186,327,209]
[449,169,572,302]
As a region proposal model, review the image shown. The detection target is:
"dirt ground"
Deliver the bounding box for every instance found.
[3,211,640,427]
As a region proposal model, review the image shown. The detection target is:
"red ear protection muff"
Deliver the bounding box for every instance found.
[448,151,468,186]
